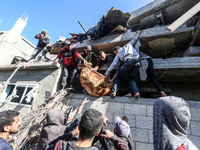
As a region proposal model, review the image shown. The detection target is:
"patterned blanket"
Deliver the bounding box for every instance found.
[80,67,113,97]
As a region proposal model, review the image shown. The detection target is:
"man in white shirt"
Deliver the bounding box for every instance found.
[105,31,141,99]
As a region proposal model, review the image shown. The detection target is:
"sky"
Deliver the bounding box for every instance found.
[0,0,153,46]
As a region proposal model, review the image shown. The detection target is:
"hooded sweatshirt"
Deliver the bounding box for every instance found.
[37,109,67,150]
[153,96,198,150]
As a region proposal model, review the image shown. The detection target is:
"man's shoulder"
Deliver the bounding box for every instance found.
[63,141,99,150]
[0,138,13,150]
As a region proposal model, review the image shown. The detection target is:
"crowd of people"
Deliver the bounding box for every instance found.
[0,96,198,150]
[28,29,167,99]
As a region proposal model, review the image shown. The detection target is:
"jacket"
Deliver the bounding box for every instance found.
[57,47,79,67]
[153,96,198,150]
[37,109,67,150]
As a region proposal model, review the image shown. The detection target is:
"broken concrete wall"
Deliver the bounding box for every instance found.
[66,94,200,149]
[127,0,199,30]
[0,63,61,116]
[0,31,35,65]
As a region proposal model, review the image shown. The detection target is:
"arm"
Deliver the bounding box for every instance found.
[54,49,64,65]
[105,56,119,77]
[42,36,50,44]
[101,129,129,150]
[76,98,89,114]
[129,30,141,46]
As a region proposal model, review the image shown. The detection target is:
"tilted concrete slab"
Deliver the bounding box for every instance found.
[127,0,199,30]
[74,25,194,58]
[183,46,200,57]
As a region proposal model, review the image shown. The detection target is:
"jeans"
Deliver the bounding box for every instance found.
[112,59,140,94]
[61,66,78,89]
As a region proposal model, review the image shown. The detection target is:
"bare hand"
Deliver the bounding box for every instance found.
[54,59,59,65]
[103,117,108,128]
[72,126,79,137]
[82,98,89,105]
[101,129,114,139]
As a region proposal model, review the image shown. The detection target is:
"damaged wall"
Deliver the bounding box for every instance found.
[66,94,200,150]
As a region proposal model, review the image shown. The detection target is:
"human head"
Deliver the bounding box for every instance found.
[46,109,65,125]
[153,96,192,150]
[0,110,20,134]
[64,40,71,49]
[113,46,121,55]
[79,109,103,140]
[114,116,130,137]
[84,45,92,55]
[98,51,106,61]
[41,29,47,35]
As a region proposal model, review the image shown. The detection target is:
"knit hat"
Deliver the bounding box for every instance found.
[115,116,130,137]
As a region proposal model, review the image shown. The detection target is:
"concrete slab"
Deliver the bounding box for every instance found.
[73,25,194,58]
[182,46,200,56]
[127,0,199,30]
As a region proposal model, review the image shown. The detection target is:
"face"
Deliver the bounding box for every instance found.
[84,48,90,55]
[99,52,106,61]
[66,45,71,50]
[8,116,21,134]
[113,50,118,55]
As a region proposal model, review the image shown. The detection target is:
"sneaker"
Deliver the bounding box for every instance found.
[110,92,116,98]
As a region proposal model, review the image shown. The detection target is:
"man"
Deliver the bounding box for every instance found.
[0,110,21,150]
[97,116,133,150]
[78,45,97,68]
[54,40,87,90]
[153,96,198,150]
[37,98,89,149]
[124,52,167,97]
[92,51,114,73]
[45,109,128,150]
[104,31,141,99]
[29,29,50,61]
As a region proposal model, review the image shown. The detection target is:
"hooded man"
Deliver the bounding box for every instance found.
[153,96,198,150]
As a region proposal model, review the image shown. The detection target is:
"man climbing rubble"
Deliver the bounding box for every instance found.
[104,31,141,99]
[54,40,88,90]
[29,29,50,62]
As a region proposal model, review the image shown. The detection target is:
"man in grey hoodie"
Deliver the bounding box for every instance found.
[153,96,198,150]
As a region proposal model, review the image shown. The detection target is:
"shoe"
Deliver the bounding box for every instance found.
[124,93,132,97]
[110,92,116,98]
[133,93,140,100]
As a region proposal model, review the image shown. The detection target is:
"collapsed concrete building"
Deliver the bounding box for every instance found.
[0,0,200,149]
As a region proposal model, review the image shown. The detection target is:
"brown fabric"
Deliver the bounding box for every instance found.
[80,67,112,97]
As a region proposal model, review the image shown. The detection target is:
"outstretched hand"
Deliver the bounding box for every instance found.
[82,97,89,105]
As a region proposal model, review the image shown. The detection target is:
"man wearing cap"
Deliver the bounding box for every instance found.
[54,40,87,90]
[77,45,97,68]
[104,31,141,99]
[29,29,50,62]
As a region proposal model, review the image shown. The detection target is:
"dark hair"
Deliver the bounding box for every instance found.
[79,109,102,140]
[113,46,121,52]
[0,110,20,132]
[98,51,103,56]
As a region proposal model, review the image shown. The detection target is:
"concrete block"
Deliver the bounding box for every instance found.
[131,128,149,143]
[125,104,146,116]
[148,130,153,144]
[136,116,153,130]
[190,121,200,136]
[183,46,200,57]
[147,105,153,117]
[136,142,154,150]
[190,108,200,121]
[188,135,200,149]
[107,102,125,114]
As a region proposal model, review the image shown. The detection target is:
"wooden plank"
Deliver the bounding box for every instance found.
[167,2,200,32]
[50,47,61,54]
